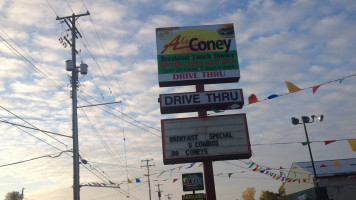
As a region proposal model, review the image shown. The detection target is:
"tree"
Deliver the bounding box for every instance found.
[242,187,256,200]
[4,191,20,200]
[277,183,286,200]
[259,190,278,200]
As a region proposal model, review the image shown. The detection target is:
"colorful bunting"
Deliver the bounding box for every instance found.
[178,166,183,172]
[324,140,336,145]
[267,94,279,99]
[211,109,223,113]
[333,160,340,166]
[312,85,321,94]
[248,94,258,104]
[348,139,356,152]
[302,141,311,146]
[248,162,255,168]
[228,173,233,178]
[186,162,196,169]
[285,81,301,93]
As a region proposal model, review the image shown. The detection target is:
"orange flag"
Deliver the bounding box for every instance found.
[248,94,258,104]
[348,139,356,152]
[333,160,340,166]
[285,81,301,93]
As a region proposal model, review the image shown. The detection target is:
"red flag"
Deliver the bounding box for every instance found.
[324,140,336,145]
[312,85,321,94]
[173,178,178,183]
[280,166,284,169]
[248,94,258,104]
[320,164,326,167]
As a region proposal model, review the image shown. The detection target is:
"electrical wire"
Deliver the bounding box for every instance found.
[0,150,71,168]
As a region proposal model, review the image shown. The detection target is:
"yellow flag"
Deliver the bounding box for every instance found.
[128,178,132,183]
[348,139,356,152]
[285,81,301,93]
[333,160,340,166]
[198,162,203,167]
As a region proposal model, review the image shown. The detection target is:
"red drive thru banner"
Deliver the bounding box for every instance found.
[161,114,251,165]
[156,23,239,87]
[160,89,244,114]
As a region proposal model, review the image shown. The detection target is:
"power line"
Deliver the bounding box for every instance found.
[0,150,71,168]
[0,119,71,138]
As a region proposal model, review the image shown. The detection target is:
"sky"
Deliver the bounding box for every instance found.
[0,0,356,199]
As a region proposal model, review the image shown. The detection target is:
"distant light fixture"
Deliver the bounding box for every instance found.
[291,117,299,125]
[302,116,310,123]
[312,115,324,122]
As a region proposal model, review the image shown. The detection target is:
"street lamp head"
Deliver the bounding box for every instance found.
[291,117,299,125]
[302,116,310,123]
[312,114,324,122]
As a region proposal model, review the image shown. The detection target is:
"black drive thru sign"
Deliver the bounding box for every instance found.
[159,89,243,114]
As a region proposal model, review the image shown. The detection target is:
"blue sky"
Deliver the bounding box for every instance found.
[1,0,356,199]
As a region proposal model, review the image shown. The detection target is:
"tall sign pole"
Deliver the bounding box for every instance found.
[196,84,217,200]
[57,12,90,200]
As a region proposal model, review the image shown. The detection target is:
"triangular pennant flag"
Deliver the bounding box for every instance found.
[302,141,311,146]
[339,78,345,84]
[248,94,258,104]
[186,162,196,169]
[285,81,301,93]
[260,169,265,173]
[127,179,132,183]
[211,109,224,113]
[178,166,183,172]
[320,164,326,167]
[348,139,356,152]
[312,85,321,94]
[198,162,204,167]
[298,179,300,183]
[324,140,336,145]
[267,94,279,99]
[252,165,259,171]
[109,181,114,185]
[136,178,141,183]
[333,160,341,166]
[293,179,297,182]
[280,166,284,169]
[281,177,285,182]
[173,178,178,183]
[228,173,233,178]
[248,162,255,168]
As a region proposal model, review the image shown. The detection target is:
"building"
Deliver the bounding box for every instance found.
[284,158,356,200]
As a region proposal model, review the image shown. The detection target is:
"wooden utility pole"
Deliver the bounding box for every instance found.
[56,11,90,200]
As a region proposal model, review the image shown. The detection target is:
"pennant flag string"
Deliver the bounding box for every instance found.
[252,138,356,146]
[244,73,356,106]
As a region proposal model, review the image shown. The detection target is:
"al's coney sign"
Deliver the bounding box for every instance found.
[156,24,240,87]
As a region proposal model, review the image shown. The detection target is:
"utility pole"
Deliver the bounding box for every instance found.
[56,11,90,200]
[155,183,163,200]
[141,159,155,200]
[19,188,24,200]
[165,193,173,200]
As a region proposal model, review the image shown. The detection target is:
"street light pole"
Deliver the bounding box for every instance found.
[291,115,324,200]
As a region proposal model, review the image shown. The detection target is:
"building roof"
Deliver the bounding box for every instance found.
[293,158,356,177]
